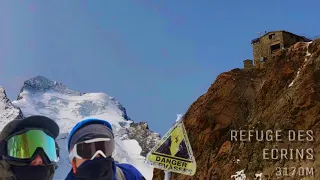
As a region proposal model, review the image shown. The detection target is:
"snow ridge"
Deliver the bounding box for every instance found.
[289,41,313,88]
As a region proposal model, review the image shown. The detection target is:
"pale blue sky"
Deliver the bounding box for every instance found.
[0,0,319,136]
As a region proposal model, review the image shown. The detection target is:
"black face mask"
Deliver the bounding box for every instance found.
[72,157,114,180]
[11,165,53,180]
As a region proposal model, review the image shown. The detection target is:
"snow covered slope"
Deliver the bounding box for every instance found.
[9,76,158,180]
[0,86,23,127]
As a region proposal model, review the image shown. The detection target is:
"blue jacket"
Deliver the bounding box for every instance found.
[65,160,145,180]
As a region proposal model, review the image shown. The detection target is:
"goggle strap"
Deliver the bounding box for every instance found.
[69,144,80,162]
[69,147,76,161]
[5,128,53,141]
[0,141,5,159]
[84,138,111,143]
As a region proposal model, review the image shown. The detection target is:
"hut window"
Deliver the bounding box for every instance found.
[269,34,275,39]
[270,43,280,52]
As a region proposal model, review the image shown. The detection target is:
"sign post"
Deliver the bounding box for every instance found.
[146,116,197,176]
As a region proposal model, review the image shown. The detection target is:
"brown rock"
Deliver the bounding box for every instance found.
[315,145,320,167]
[293,42,305,49]
[217,141,231,156]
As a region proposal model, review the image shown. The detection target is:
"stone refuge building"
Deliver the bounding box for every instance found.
[244,30,311,70]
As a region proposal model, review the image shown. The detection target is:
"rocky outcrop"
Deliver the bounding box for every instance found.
[128,122,161,157]
[153,39,320,179]
[0,87,23,129]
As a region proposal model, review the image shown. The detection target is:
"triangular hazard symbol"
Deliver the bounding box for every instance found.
[146,121,196,176]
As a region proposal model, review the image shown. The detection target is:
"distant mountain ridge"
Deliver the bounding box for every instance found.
[18,75,82,98]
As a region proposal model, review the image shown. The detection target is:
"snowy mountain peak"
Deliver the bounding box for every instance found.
[0,86,5,94]
[0,86,23,128]
[15,75,130,121]
[0,86,10,105]
[0,87,7,102]
[18,76,82,99]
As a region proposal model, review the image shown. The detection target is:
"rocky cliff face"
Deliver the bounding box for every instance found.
[153,39,320,180]
[128,122,161,157]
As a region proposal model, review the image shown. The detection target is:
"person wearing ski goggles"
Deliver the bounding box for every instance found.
[0,115,60,180]
[65,118,146,180]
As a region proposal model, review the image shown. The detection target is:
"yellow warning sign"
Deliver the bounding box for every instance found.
[146,120,196,176]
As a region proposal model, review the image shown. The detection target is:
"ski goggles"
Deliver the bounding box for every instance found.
[3,128,59,165]
[69,138,115,161]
